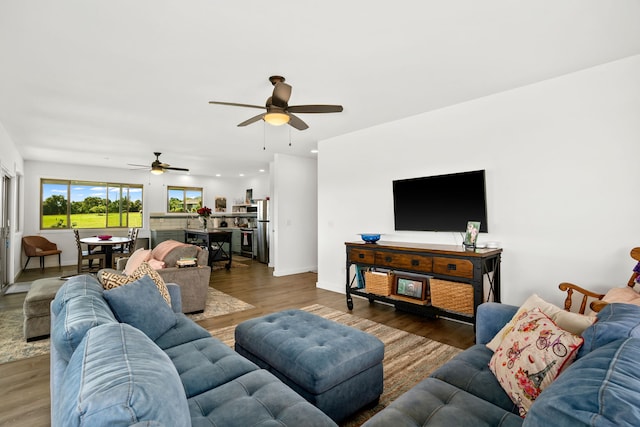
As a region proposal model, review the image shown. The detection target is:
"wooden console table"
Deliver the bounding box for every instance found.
[345,241,502,325]
[184,229,232,269]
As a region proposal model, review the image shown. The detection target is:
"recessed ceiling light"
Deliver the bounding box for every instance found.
[259,169,265,173]
[215,173,221,177]
[310,149,318,154]
[239,173,245,177]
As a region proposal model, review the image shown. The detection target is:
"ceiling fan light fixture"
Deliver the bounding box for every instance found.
[150,166,164,175]
[264,112,290,126]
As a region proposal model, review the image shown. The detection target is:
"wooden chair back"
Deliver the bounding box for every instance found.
[559,247,640,314]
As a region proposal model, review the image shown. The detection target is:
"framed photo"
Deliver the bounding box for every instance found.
[464,221,481,247]
[394,272,430,301]
[215,197,226,212]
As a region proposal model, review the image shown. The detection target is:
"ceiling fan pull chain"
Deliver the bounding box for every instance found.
[263,122,266,150]
[289,127,292,147]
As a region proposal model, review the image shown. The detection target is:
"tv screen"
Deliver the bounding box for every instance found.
[393,170,488,233]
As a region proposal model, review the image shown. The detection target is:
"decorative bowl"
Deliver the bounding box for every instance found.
[359,233,381,243]
[97,235,112,241]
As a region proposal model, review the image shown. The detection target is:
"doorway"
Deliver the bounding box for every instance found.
[1,173,11,290]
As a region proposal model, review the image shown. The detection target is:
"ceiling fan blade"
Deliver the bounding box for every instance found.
[287,113,309,131]
[287,104,343,114]
[272,82,292,108]
[209,101,266,110]
[238,113,266,127]
[127,163,150,168]
[163,166,189,172]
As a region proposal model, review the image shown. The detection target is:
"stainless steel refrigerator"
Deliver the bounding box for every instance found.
[255,199,270,263]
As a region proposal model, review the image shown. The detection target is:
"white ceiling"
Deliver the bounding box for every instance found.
[1,0,639,178]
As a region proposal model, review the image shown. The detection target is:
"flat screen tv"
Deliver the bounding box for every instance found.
[393,170,488,233]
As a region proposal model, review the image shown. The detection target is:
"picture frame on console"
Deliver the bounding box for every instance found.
[393,272,430,301]
[464,221,480,249]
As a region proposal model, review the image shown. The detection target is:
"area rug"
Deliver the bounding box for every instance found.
[188,288,254,321]
[207,304,462,426]
[0,287,254,364]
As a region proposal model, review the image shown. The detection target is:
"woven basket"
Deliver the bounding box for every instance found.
[365,271,393,296]
[430,279,474,315]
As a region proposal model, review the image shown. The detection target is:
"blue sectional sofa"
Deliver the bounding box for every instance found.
[363,302,640,427]
[49,275,337,427]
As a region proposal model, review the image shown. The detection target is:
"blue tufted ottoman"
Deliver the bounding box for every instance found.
[235,309,384,422]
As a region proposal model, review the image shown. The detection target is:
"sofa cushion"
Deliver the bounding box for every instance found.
[431,344,517,413]
[102,262,171,306]
[578,303,640,359]
[163,336,259,398]
[103,275,177,341]
[52,294,118,362]
[524,337,640,427]
[361,377,523,427]
[489,308,583,417]
[55,323,190,427]
[188,369,337,427]
[487,294,594,351]
[154,313,212,350]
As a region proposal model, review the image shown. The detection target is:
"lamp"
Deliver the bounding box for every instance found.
[264,112,290,126]
[150,165,164,175]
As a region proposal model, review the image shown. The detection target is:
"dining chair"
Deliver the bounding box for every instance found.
[112,228,139,268]
[73,229,106,274]
[22,236,62,271]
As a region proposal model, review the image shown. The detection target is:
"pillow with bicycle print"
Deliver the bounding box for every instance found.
[488,307,583,417]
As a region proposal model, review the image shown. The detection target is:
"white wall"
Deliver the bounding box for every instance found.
[23,160,269,267]
[0,122,25,282]
[317,55,640,308]
[271,153,318,276]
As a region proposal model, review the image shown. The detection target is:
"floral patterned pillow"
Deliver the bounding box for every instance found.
[488,307,583,417]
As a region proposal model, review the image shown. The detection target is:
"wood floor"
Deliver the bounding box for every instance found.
[0,261,474,427]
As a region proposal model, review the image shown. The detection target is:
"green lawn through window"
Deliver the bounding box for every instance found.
[42,213,143,229]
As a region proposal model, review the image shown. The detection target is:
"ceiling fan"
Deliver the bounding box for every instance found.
[128,152,189,175]
[209,76,343,130]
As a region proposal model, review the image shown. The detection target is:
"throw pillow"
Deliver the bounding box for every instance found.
[100,271,131,288]
[488,307,583,417]
[102,262,171,306]
[123,248,152,275]
[103,276,177,340]
[147,258,166,270]
[601,287,640,306]
[487,294,595,351]
[128,262,171,306]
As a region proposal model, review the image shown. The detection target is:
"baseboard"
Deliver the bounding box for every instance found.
[272,265,318,277]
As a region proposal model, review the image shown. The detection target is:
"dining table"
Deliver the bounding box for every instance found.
[80,236,132,268]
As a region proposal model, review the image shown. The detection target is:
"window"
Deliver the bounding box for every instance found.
[167,186,202,213]
[41,179,143,229]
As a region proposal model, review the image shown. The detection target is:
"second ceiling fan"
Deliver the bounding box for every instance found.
[209,76,343,130]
